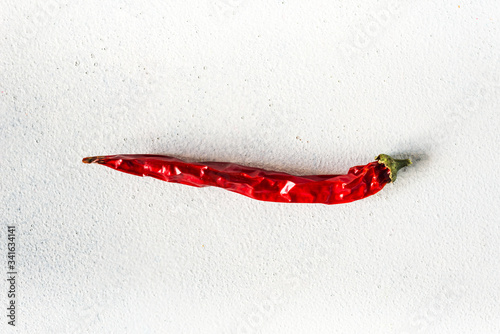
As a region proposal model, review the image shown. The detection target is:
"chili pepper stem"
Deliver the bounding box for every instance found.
[376,154,412,182]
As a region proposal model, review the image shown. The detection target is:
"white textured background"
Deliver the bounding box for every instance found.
[1,0,499,333]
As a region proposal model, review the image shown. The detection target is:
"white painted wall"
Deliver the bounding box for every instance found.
[1,1,499,333]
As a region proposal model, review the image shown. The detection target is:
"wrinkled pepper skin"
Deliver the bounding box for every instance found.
[82,154,411,205]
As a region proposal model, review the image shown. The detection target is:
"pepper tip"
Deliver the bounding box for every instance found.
[82,156,103,164]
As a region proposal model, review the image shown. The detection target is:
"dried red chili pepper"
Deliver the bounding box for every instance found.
[82,153,411,204]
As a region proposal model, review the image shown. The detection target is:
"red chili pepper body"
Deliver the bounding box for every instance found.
[82,154,411,204]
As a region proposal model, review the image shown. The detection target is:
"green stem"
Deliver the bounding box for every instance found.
[376,154,412,182]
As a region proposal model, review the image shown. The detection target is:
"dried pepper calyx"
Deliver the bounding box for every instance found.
[376,154,412,182]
